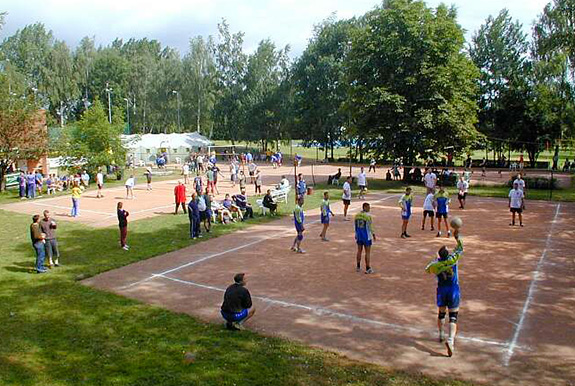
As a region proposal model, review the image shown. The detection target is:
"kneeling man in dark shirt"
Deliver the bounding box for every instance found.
[221,273,256,330]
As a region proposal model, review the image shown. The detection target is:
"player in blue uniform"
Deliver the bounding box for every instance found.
[425,230,463,357]
[355,202,376,274]
[434,186,451,238]
[319,191,335,241]
[291,197,306,253]
[399,187,413,238]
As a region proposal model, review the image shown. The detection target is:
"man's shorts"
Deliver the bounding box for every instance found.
[436,212,448,219]
[343,199,351,206]
[423,210,434,217]
[249,171,254,176]
[458,192,467,199]
[321,214,330,224]
[401,211,411,220]
[359,185,366,191]
[200,211,208,221]
[436,285,460,309]
[510,207,523,214]
[356,238,373,247]
[221,308,249,322]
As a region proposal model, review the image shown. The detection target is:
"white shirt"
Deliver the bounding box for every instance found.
[197,155,204,164]
[513,178,525,191]
[424,172,437,188]
[248,163,257,172]
[183,164,189,174]
[279,178,289,189]
[509,189,524,208]
[457,180,469,193]
[198,196,207,211]
[370,159,376,166]
[125,177,135,187]
[423,193,435,211]
[96,173,103,185]
[342,182,351,200]
[357,172,367,186]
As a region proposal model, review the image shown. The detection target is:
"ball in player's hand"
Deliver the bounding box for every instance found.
[450,216,463,230]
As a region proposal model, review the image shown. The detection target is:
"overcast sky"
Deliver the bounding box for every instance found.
[0,0,550,57]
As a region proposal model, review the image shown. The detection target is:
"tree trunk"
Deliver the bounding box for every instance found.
[0,164,7,192]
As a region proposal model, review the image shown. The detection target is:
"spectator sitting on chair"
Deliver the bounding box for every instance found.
[223,193,243,221]
[263,189,278,215]
[278,175,290,190]
[234,189,254,219]
[331,168,342,185]
[221,273,255,331]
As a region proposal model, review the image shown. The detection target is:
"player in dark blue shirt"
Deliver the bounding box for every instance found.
[425,230,463,357]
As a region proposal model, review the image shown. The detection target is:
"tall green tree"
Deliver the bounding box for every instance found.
[347,0,478,164]
[292,17,355,160]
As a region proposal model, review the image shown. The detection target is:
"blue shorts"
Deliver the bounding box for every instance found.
[436,285,460,309]
[402,214,411,220]
[295,222,304,233]
[221,309,248,322]
[321,214,330,224]
[356,239,373,247]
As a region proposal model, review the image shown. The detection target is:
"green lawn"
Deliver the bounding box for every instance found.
[1,187,471,385]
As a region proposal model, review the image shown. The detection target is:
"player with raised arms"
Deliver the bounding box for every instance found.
[425,216,463,357]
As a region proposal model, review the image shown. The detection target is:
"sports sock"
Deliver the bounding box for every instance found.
[448,322,457,344]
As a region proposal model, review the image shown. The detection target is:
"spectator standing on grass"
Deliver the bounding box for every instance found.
[25,171,36,198]
[30,214,47,273]
[18,171,26,199]
[70,182,82,217]
[424,168,437,194]
[296,173,306,200]
[255,170,263,195]
[263,189,277,215]
[238,171,247,192]
[508,182,525,227]
[117,202,130,250]
[194,174,203,196]
[96,168,104,198]
[188,192,201,239]
[35,170,44,196]
[457,176,469,209]
[342,176,352,220]
[221,273,255,331]
[45,175,54,195]
[198,190,210,233]
[357,167,367,199]
[201,189,212,233]
[81,170,90,188]
[40,210,60,267]
[174,181,187,214]
[425,230,463,357]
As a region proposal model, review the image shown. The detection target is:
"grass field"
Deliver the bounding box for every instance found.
[1,186,472,385]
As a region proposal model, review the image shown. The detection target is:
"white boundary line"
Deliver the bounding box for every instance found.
[502,203,561,366]
[119,194,397,289]
[157,274,519,350]
[28,201,111,216]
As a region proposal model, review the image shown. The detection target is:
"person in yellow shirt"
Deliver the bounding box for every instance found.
[71,182,82,217]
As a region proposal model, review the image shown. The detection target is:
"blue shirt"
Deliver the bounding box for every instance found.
[354,211,373,243]
[435,192,450,214]
[297,180,306,195]
[188,199,200,217]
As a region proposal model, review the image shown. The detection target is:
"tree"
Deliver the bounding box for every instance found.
[347,0,478,164]
[60,100,126,172]
[0,74,47,191]
[291,17,354,160]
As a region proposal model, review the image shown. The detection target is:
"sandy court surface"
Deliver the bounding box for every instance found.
[84,192,575,385]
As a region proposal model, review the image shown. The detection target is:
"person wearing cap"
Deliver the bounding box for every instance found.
[221,273,255,330]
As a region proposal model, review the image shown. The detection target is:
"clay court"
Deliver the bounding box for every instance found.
[82,190,575,385]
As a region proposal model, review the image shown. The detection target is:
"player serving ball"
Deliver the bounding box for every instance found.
[425,216,464,357]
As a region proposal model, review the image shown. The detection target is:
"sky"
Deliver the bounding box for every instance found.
[0,0,551,57]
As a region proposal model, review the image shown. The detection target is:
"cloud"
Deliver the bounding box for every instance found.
[0,0,550,57]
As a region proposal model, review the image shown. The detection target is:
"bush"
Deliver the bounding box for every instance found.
[507,176,558,189]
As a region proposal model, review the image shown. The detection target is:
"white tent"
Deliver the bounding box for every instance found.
[122,132,212,164]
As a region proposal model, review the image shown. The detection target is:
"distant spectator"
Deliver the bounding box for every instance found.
[174,181,187,214]
[25,171,36,198]
[30,214,47,273]
[117,202,130,250]
[96,168,104,198]
[223,193,243,221]
[35,170,44,196]
[144,167,153,190]
[238,171,247,192]
[81,170,90,188]
[70,182,82,217]
[125,175,135,199]
[40,210,60,267]
[234,189,254,219]
[188,193,201,239]
[263,189,277,215]
[296,173,306,199]
[18,171,26,199]
[255,170,263,195]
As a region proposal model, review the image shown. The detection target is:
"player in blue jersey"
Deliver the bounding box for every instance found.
[399,187,413,238]
[434,186,451,238]
[290,196,306,253]
[355,202,376,274]
[319,191,335,241]
[425,229,463,357]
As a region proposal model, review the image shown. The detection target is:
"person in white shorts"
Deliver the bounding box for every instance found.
[342,176,352,220]
[422,188,435,231]
[125,175,135,199]
[96,169,104,198]
[424,168,437,194]
[183,162,190,184]
[508,182,525,227]
[456,176,469,209]
[357,167,367,199]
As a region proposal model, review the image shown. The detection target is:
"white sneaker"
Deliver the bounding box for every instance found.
[297,249,305,254]
[365,268,374,274]
[122,245,130,250]
[436,231,442,237]
[447,231,452,238]
[445,338,454,357]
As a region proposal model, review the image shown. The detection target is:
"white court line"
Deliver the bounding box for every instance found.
[28,201,111,216]
[119,194,398,289]
[503,203,561,366]
[157,274,518,350]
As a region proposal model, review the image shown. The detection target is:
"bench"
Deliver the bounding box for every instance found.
[271,186,291,204]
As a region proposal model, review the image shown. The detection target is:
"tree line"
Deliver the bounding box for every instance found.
[1,0,574,167]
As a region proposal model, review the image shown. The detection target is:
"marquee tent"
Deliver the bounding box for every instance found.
[122,132,212,164]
